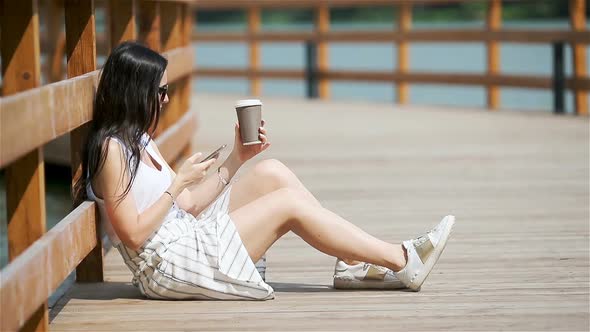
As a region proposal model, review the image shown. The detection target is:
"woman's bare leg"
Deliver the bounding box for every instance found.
[229,187,406,272]
[228,158,322,212]
[228,159,364,265]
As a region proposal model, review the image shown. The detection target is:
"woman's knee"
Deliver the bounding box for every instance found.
[252,158,294,190]
[271,187,310,222]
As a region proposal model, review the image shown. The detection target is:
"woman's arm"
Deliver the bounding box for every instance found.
[98,139,184,251]
[149,140,243,216]
[183,152,243,215]
[150,119,270,217]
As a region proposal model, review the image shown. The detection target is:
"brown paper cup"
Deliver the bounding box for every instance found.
[235,99,263,146]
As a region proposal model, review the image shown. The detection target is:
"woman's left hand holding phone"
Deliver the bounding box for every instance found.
[167,152,217,199]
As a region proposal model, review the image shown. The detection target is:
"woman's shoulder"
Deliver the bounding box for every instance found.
[108,132,150,146]
[102,137,129,166]
[105,135,125,150]
[89,137,129,200]
[103,133,148,151]
[96,133,151,165]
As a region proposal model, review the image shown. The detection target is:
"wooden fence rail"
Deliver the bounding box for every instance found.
[190,30,590,44]
[33,0,590,115]
[0,1,194,331]
[190,0,589,115]
[0,0,588,331]
[192,67,590,89]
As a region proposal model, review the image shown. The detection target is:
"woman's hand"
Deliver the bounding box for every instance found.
[231,119,271,163]
[172,152,217,191]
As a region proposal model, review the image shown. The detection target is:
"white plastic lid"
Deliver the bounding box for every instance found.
[235,99,262,108]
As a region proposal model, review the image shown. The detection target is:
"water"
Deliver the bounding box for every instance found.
[194,20,590,113]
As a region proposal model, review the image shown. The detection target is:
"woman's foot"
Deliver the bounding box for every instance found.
[333,259,406,289]
[394,215,455,291]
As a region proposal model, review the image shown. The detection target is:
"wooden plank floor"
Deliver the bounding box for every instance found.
[50,95,590,331]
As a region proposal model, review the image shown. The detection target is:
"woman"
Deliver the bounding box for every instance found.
[77,41,455,300]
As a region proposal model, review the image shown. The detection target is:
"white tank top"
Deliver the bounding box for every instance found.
[86,133,180,246]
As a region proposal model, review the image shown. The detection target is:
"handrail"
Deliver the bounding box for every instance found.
[190,0,589,115]
[193,67,590,90]
[1,0,588,331]
[192,30,590,44]
[0,110,198,332]
[0,1,195,331]
[0,202,98,332]
[192,0,471,9]
[0,46,194,169]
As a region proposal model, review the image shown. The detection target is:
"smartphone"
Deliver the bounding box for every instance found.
[199,144,227,163]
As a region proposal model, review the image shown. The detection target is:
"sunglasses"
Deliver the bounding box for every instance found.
[158,84,169,102]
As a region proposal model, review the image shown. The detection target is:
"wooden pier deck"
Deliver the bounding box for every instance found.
[48,94,589,331]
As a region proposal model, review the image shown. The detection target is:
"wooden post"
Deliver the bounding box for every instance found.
[182,3,193,46]
[64,0,102,283]
[1,1,42,97]
[305,41,318,98]
[486,0,501,110]
[1,1,48,331]
[138,0,161,52]
[45,0,64,83]
[160,2,183,137]
[315,4,330,99]
[396,3,411,104]
[137,0,165,139]
[97,0,109,58]
[248,6,261,96]
[160,2,186,168]
[180,3,192,118]
[179,3,189,116]
[109,0,136,51]
[553,42,566,114]
[50,35,66,83]
[569,0,588,115]
[179,3,193,160]
[160,3,182,58]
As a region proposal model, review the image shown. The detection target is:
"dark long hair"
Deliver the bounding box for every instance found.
[73,41,168,206]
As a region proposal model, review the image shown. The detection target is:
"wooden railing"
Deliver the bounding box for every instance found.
[0,0,587,330]
[191,0,589,115]
[37,0,590,115]
[0,1,195,331]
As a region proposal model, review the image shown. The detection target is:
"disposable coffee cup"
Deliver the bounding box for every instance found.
[235,99,263,146]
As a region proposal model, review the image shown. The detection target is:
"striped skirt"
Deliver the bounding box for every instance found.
[115,183,275,300]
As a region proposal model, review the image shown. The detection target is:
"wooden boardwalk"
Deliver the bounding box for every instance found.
[49,95,589,331]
